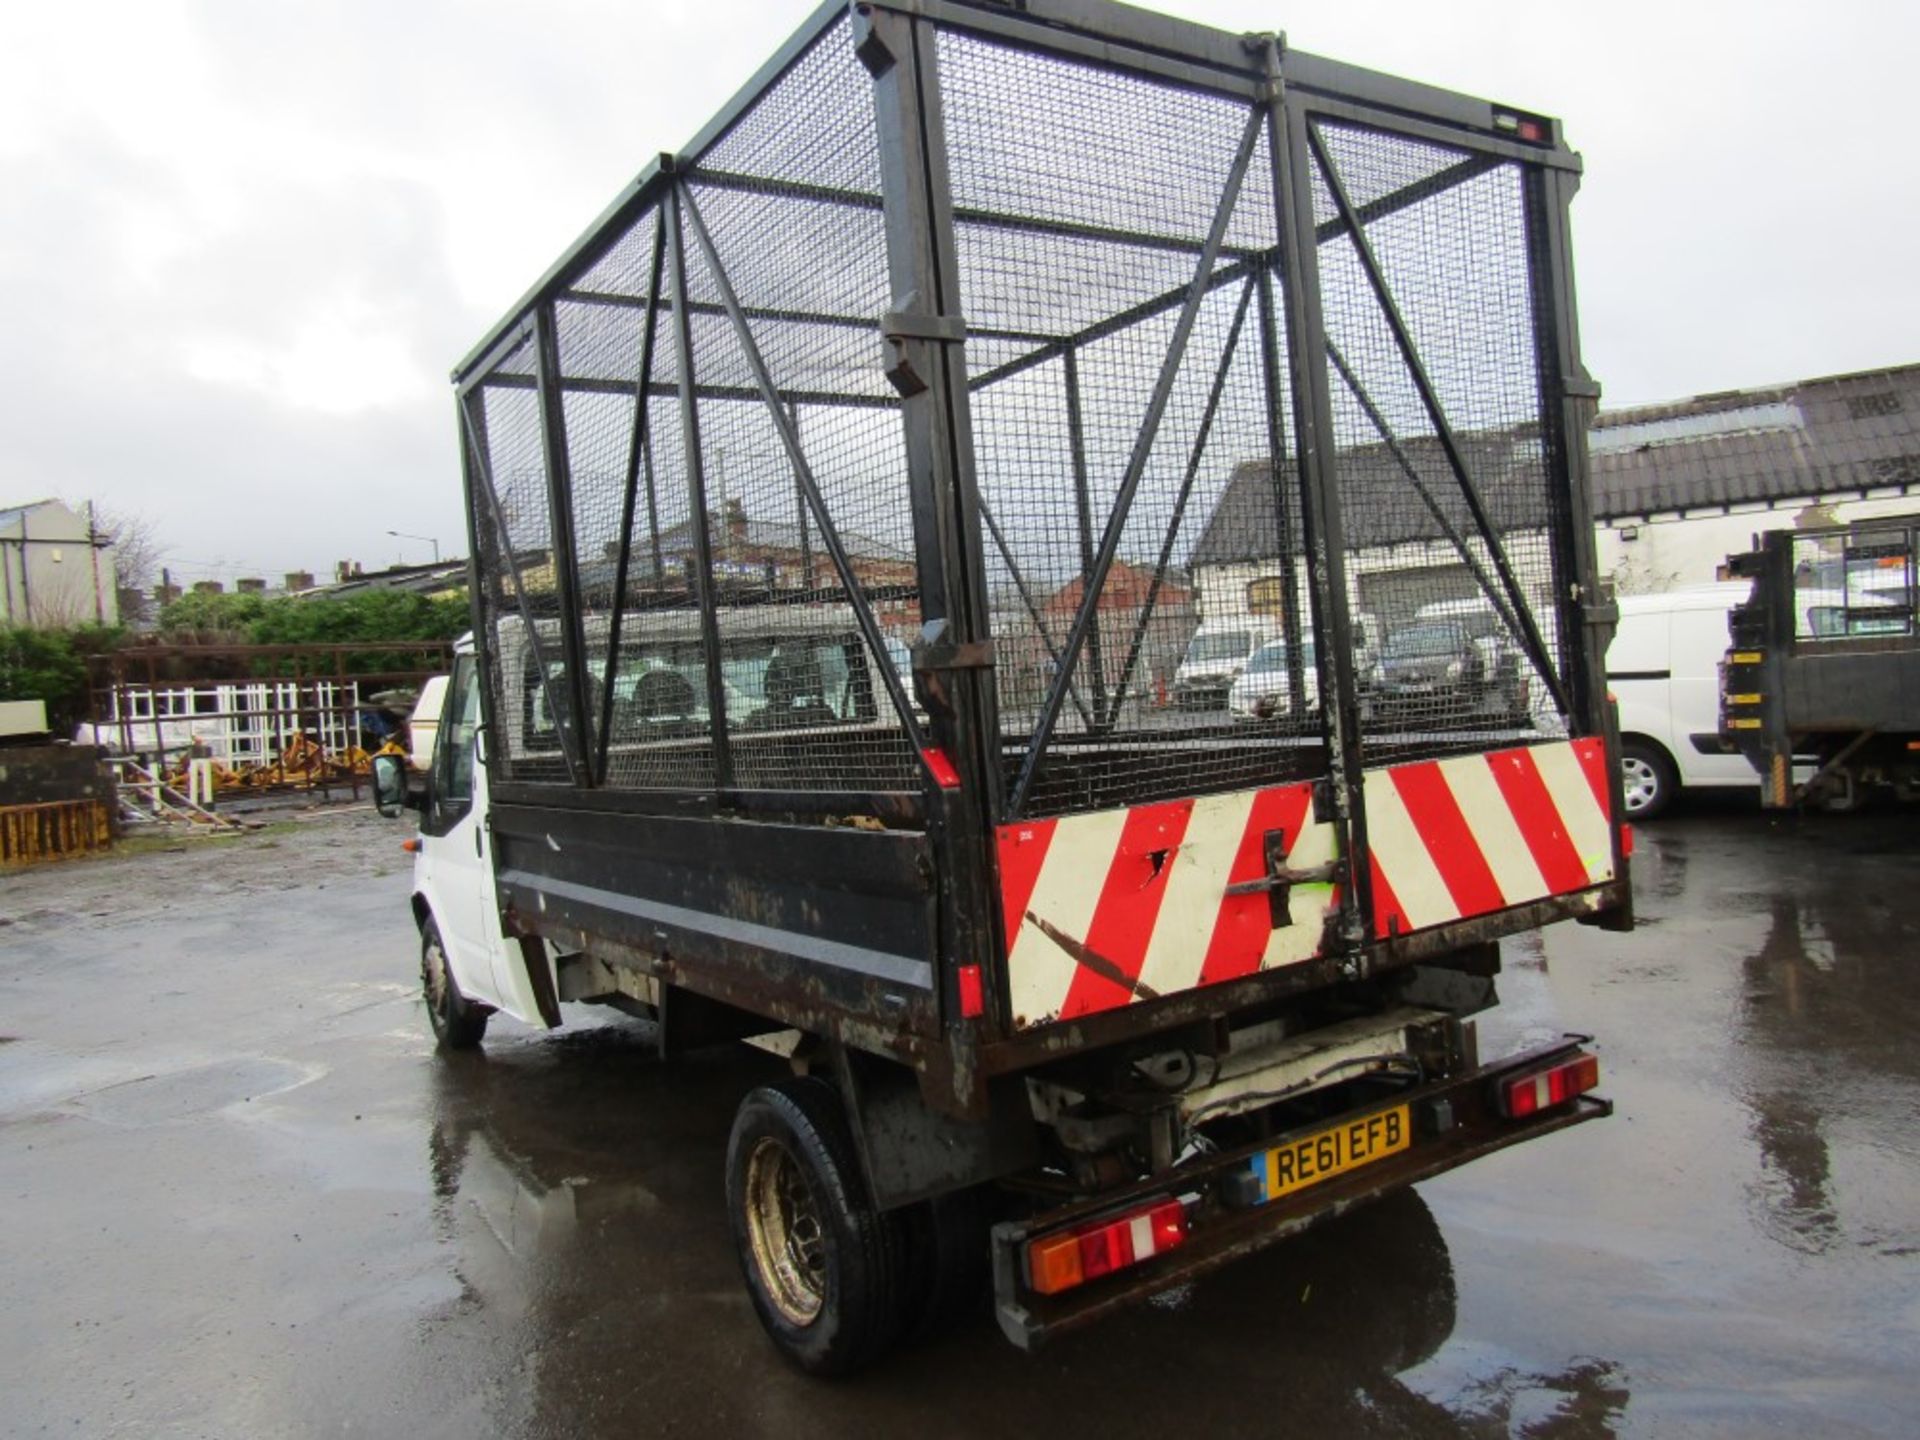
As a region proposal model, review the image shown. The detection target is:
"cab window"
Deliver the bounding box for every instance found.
[430,656,482,831]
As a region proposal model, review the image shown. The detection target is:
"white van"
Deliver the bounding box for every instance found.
[1171,622,1274,710]
[1605,583,1755,818]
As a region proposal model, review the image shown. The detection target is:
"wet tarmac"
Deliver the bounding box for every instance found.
[1,801,1916,1437]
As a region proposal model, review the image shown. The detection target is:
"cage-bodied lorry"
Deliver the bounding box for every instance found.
[384,0,1631,1374]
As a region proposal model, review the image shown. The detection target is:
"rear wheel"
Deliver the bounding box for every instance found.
[420,918,489,1049]
[896,1185,994,1343]
[1619,738,1678,821]
[726,1077,905,1376]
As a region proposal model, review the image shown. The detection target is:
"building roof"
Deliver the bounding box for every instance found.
[1190,428,1552,571]
[1589,362,1920,520]
[651,510,912,567]
[569,509,914,593]
[0,498,70,531]
[1189,361,1920,570]
[1042,559,1191,617]
[298,558,470,598]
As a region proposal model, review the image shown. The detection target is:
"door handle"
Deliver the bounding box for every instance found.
[474,827,483,858]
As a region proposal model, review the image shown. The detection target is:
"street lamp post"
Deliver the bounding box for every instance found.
[387,530,442,564]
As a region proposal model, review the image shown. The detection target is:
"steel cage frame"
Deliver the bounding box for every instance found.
[449,0,1620,1004]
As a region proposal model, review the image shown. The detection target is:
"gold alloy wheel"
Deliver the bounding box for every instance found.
[743,1136,827,1325]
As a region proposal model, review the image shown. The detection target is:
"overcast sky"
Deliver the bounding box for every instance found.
[3,0,1914,586]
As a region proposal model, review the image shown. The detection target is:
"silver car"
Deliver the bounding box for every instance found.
[1227,637,1318,721]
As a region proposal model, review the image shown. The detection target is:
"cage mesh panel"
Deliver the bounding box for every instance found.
[468,343,577,784]
[678,178,920,791]
[464,16,1605,814]
[1788,524,1918,641]
[480,14,923,795]
[938,30,1274,254]
[548,199,720,790]
[600,385,719,790]
[1311,121,1564,761]
[676,13,917,792]
[699,21,887,199]
[937,30,1319,817]
[564,14,917,794]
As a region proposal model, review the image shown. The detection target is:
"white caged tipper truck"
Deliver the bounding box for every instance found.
[373,0,1629,1375]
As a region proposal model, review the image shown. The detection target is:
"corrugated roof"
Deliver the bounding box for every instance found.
[1189,361,1920,569]
[1589,362,1920,519]
[1190,429,1553,570]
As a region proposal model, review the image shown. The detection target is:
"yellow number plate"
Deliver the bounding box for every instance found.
[1251,1104,1412,1204]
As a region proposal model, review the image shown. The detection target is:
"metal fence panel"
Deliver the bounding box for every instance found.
[466,13,923,796]
[934,27,1320,821]
[1307,117,1570,760]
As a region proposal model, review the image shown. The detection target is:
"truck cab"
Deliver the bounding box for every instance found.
[394,641,545,1043]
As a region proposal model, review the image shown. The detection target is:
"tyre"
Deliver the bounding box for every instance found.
[726,1077,905,1376]
[420,918,489,1049]
[1618,738,1677,821]
[896,1185,994,1343]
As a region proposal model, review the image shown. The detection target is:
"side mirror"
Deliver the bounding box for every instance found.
[371,753,409,818]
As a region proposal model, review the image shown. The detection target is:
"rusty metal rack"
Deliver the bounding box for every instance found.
[451,0,1625,1104]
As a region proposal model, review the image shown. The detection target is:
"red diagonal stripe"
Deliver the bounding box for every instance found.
[1370,851,1411,938]
[1060,799,1195,1018]
[1487,747,1590,895]
[1199,783,1315,986]
[1389,761,1506,918]
[1573,735,1613,820]
[994,817,1058,950]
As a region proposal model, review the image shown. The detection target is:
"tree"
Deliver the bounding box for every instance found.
[154,587,468,674]
[0,623,124,734]
[155,589,270,639]
[93,505,166,625]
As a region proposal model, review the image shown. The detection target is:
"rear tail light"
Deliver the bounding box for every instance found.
[1498,1052,1600,1119]
[1025,1197,1189,1297]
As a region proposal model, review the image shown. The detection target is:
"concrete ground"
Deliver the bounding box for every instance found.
[1,798,1915,1438]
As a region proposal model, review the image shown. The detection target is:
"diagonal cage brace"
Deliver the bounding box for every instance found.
[1006,104,1266,820]
[675,180,934,764]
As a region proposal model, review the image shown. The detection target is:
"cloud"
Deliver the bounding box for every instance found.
[0,0,1915,582]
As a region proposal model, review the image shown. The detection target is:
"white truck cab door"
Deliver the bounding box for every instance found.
[417,656,545,1026]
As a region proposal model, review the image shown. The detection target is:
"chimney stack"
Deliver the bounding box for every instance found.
[285,570,315,592]
[191,580,224,596]
[236,577,266,594]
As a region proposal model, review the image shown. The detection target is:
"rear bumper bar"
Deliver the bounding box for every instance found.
[989,1037,1608,1349]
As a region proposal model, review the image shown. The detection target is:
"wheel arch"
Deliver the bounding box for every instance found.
[1616,729,1679,773]
[1616,731,1682,819]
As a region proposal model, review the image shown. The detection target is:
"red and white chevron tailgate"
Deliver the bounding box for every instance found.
[1364,735,1614,937]
[994,737,1614,1031]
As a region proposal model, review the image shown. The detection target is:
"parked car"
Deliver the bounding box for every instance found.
[1413,596,1527,714]
[1368,618,1486,718]
[1171,623,1273,710]
[1228,636,1318,720]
